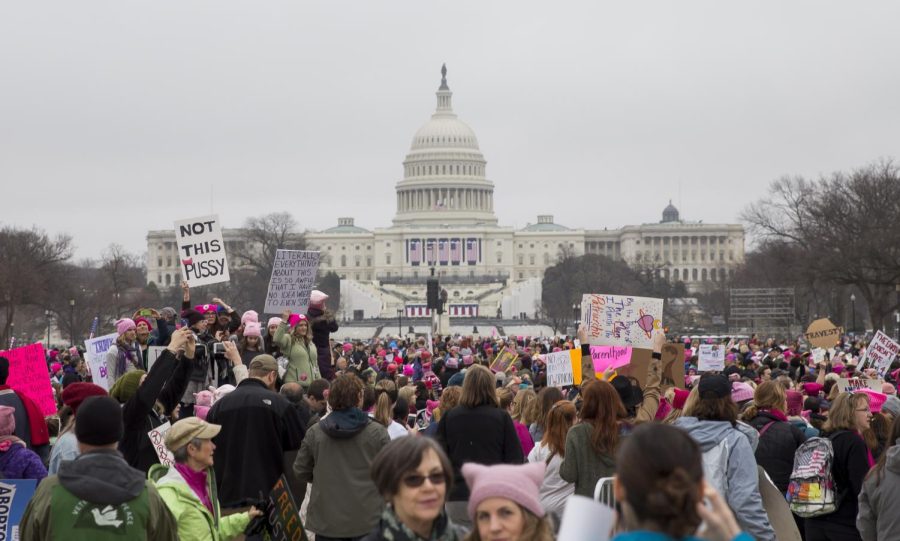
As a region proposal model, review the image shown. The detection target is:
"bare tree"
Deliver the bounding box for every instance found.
[743,160,900,331]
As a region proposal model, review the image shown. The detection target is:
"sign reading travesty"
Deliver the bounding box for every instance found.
[804,318,843,349]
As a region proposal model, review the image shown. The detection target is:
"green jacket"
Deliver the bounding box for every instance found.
[274,322,320,388]
[148,463,250,541]
[558,423,616,498]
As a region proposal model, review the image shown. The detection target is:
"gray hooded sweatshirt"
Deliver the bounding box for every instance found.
[857,439,900,541]
[674,416,775,541]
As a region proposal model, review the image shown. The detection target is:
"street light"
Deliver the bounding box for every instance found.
[69,299,75,347]
[45,310,52,350]
[850,294,856,334]
[397,308,403,337]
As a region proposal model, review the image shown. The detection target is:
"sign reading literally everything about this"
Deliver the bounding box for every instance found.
[544,350,575,387]
[173,214,230,287]
[804,318,843,349]
[580,294,663,348]
[84,333,118,391]
[0,343,57,416]
[859,330,900,378]
[264,250,321,314]
[698,344,726,372]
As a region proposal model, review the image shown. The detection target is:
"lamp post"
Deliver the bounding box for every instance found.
[850,294,856,334]
[69,299,75,347]
[45,310,51,350]
[397,308,403,337]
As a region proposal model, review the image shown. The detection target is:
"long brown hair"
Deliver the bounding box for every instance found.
[374,379,398,427]
[824,392,869,433]
[459,365,498,409]
[530,386,564,431]
[541,400,576,459]
[580,380,626,456]
[867,414,900,485]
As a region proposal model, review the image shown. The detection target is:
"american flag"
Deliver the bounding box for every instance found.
[466,238,478,264]
[450,239,461,264]
[409,239,421,266]
[438,239,449,265]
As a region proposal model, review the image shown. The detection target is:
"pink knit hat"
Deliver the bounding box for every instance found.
[309,290,328,308]
[857,388,887,413]
[288,313,307,327]
[672,387,690,410]
[51,362,63,374]
[0,406,15,437]
[116,318,136,335]
[802,383,824,397]
[403,364,414,377]
[243,322,262,338]
[133,317,153,331]
[342,343,353,352]
[241,310,259,325]
[68,346,80,358]
[462,462,546,520]
[463,355,474,366]
[267,317,282,328]
[786,390,804,416]
[882,382,896,396]
[731,382,754,404]
[195,304,218,314]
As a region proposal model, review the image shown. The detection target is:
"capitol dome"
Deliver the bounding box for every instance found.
[393,65,497,226]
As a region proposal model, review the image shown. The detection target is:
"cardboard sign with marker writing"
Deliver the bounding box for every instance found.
[263,249,321,314]
[267,475,309,541]
[804,318,843,349]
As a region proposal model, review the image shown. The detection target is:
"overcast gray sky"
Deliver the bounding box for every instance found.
[3,1,899,260]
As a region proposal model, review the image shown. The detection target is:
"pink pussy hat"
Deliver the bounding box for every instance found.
[310,290,329,308]
[267,317,282,328]
[856,388,887,413]
[243,322,262,338]
[116,318,136,335]
[462,461,546,521]
[241,310,259,325]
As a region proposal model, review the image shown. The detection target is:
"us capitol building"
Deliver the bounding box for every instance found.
[147,66,745,320]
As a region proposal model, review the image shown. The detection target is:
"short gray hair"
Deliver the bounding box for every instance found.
[172,437,204,463]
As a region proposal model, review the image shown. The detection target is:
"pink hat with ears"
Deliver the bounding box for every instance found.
[51,363,63,374]
[243,322,262,338]
[426,399,440,415]
[463,355,474,366]
[856,388,887,413]
[267,317,282,328]
[342,343,353,352]
[241,310,259,325]
[403,364,414,377]
[116,318,136,335]
[786,390,804,416]
[463,462,546,520]
[882,382,896,396]
[309,290,329,308]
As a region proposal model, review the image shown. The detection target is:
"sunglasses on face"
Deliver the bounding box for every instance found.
[402,472,446,488]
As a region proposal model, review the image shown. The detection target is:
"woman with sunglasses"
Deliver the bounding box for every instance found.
[364,437,464,540]
[805,391,873,541]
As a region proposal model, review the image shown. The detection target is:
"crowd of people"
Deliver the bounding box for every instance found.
[3,281,899,540]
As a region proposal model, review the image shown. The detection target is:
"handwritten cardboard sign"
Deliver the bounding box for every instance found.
[174,214,230,287]
[859,331,900,378]
[148,421,175,467]
[0,343,56,416]
[698,344,725,372]
[804,318,843,349]
[266,475,309,541]
[589,346,632,373]
[661,343,686,390]
[490,347,518,373]
[580,294,663,348]
[0,479,37,540]
[544,351,575,387]
[264,250,321,314]
[84,333,117,391]
[836,378,883,393]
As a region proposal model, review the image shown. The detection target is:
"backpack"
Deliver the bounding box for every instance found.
[701,438,732,497]
[786,435,838,517]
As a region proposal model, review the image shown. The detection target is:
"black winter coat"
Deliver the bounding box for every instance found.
[435,404,524,502]
[807,430,871,531]
[207,378,306,507]
[307,307,338,380]
[748,412,808,492]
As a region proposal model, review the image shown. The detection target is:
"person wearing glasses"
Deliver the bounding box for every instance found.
[364,437,465,540]
[805,391,873,541]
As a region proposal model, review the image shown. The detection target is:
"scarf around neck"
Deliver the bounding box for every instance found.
[175,463,213,513]
[376,505,458,541]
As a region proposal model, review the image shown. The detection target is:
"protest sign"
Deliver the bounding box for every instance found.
[859,330,900,378]
[580,294,663,348]
[84,333,117,391]
[147,346,167,372]
[557,495,614,541]
[173,214,230,287]
[698,344,725,372]
[545,350,575,387]
[589,346,632,373]
[264,250,321,314]
[489,347,518,373]
[661,343,686,390]
[0,343,56,416]
[836,378,882,393]
[0,479,37,540]
[804,318,843,349]
[266,475,308,541]
[811,348,827,365]
[148,421,175,467]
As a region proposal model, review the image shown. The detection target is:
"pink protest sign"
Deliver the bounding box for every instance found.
[590,346,633,373]
[0,343,56,416]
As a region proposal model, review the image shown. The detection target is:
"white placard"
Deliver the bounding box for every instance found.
[263,250,320,314]
[173,214,230,287]
[557,495,614,541]
[83,333,118,391]
[836,378,883,393]
[860,330,900,378]
[147,346,167,372]
[544,350,575,387]
[580,293,663,348]
[148,421,175,467]
[698,344,726,372]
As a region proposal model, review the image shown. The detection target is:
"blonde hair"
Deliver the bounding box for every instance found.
[681,386,702,417]
[511,388,537,424]
[374,379,398,427]
[824,392,869,433]
[742,381,787,421]
[398,385,416,408]
[496,387,514,410]
[434,386,462,422]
